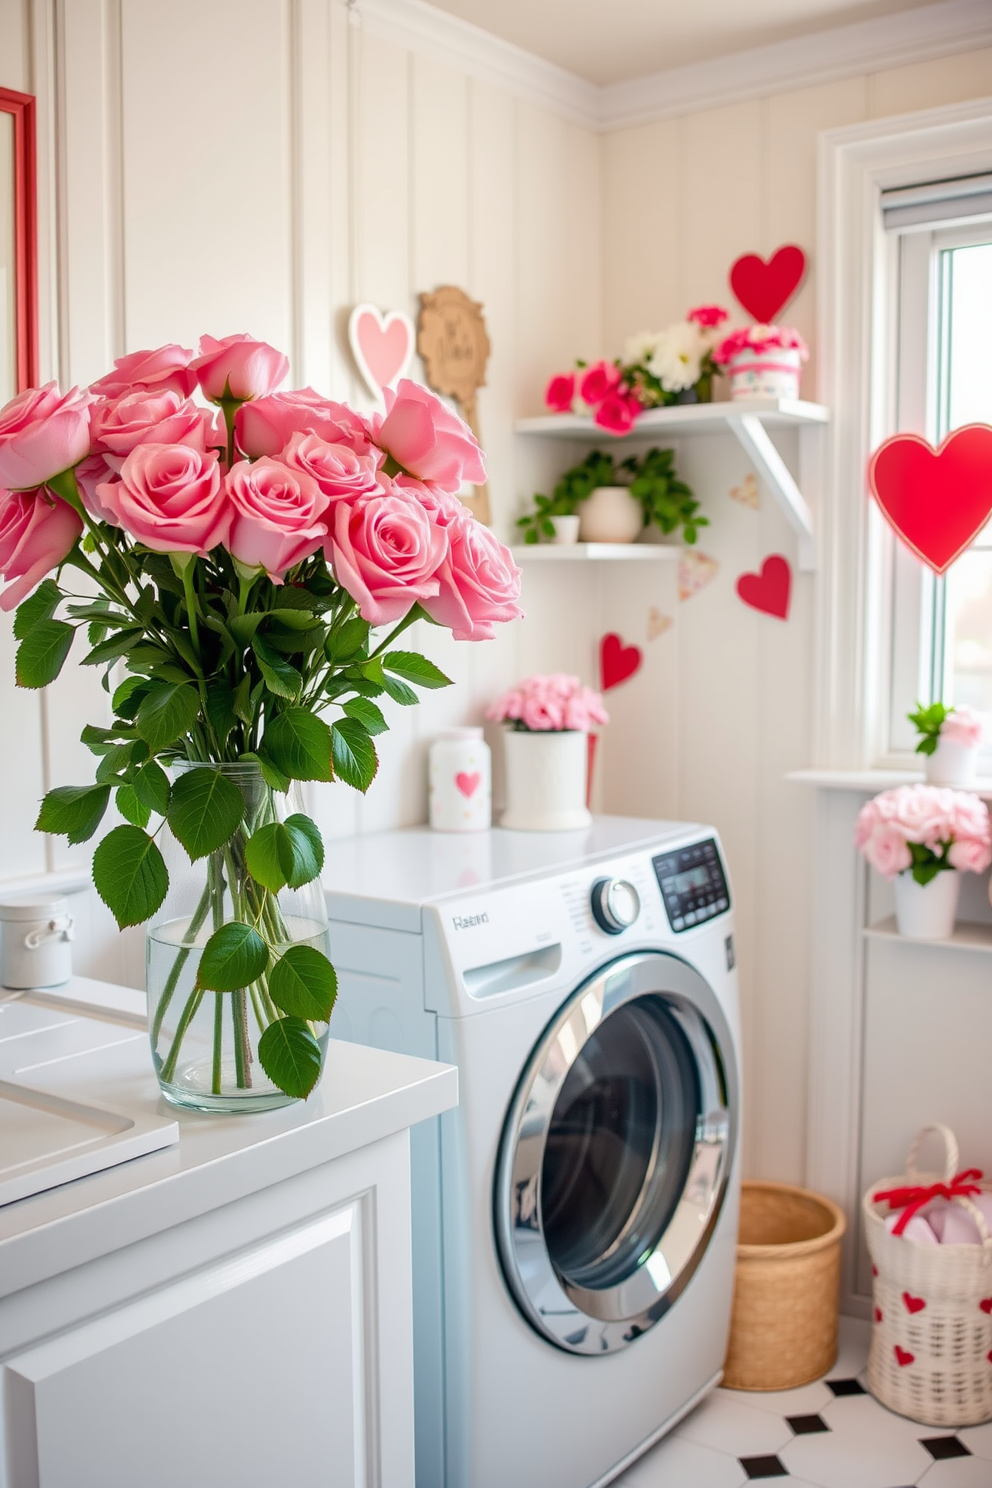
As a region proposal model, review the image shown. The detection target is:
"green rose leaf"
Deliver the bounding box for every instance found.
[381,650,452,689]
[379,671,418,706]
[257,1015,323,1099]
[167,767,245,861]
[131,758,171,815]
[330,718,378,792]
[36,783,111,844]
[245,813,324,893]
[285,813,324,877]
[269,945,337,1022]
[205,679,238,745]
[252,633,303,700]
[324,615,370,663]
[135,679,201,752]
[261,708,333,782]
[16,618,74,688]
[196,922,269,992]
[116,782,151,828]
[342,697,388,735]
[92,825,169,928]
[13,578,61,640]
[81,626,146,668]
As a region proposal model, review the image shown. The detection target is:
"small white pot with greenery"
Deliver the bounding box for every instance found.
[909,701,985,786]
[516,448,706,547]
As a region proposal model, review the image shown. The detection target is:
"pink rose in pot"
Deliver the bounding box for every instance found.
[226,457,329,578]
[0,486,84,611]
[191,333,290,403]
[96,443,228,555]
[420,511,523,641]
[89,344,196,400]
[325,483,448,627]
[375,380,486,489]
[281,432,380,503]
[861,822,913,879]
[237,389,375,459]
[90,389,209,462]
[0,383,91,491]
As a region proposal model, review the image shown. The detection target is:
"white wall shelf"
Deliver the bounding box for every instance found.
[515,399,830,573]
[512,542,680,562]
[863,916,992,953]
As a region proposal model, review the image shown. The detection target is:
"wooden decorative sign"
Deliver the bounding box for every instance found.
[417,285,492,524]
[347,304,414,401]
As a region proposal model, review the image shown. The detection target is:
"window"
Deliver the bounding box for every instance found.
[882,196,992,763]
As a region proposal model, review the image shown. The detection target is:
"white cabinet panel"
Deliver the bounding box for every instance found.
[5,1202,367,1488]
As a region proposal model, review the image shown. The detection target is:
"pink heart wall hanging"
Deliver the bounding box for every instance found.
[868,425,992,575]
[736,555,792,620]
[348,303,415,399]
[599,632,643,691]
[729,245,807,323]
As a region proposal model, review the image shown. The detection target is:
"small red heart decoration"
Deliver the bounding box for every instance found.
[729,245,807,323]
[736,555,791,620]
[874,1307,883,1323]
[895,1345,915,1367]
[455,771,480,799]
[902,1291,926,1314]
[988,1350,992,1364]
[872,1265,878,1277]
[600,632,643,692]
[868,425,992,575]
[980,1298,992,1315]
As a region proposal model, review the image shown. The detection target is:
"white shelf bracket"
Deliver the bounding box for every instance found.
[728,413,817,572]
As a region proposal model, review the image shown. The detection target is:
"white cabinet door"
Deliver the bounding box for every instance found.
[4,1201,367,1488]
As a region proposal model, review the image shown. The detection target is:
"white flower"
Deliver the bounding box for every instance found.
[646,321,709,392]
[623,330,663,365]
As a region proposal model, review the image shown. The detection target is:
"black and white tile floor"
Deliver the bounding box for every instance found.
[614,1318,992,1488]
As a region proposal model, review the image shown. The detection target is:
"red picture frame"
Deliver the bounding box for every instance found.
[0,85,38,393]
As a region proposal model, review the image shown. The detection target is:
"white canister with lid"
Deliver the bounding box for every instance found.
[0,893,75,989]
[429,727,492,832]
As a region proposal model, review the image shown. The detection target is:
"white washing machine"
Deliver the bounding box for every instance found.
[323,816,742,1488]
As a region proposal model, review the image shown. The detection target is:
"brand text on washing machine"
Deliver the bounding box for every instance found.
[452,912,490,929]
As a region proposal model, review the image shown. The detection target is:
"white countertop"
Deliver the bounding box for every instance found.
[0,978,457,1300]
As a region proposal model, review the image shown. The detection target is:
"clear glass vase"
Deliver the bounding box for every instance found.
[147,762,331,1113]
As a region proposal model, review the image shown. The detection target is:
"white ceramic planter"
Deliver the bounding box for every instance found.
[0,893,74,989]
[500,728,592,831]
[549,514,580,544]
[925,735,978,787]
[893,869,960,940]
[578,486,643,544]
[727,346,802,402]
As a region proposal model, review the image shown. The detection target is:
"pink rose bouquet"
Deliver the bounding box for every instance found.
[487,674,609,733]
[854,784,991,884]
[0,334,522,1103]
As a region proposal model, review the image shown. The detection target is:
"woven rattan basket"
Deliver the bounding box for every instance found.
[723,1180,846,1391]
[864,1125,992,1428]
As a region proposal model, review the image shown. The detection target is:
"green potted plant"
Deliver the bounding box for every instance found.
[517,448,706,547]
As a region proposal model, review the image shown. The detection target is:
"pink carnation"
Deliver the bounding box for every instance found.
[545,373,576,413]
[942,705,985,748]
[487,673,608,732]
[687,305,729,329]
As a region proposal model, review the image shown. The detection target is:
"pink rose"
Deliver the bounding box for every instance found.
[96,443,228,555]
[564,686,609,730]
[687,305,728,329]
[420,512,523,641]
[521,694,565,730]
[191,334,289,403]
[325,487,447,626]
[281,432,380,502]
[862,823,913,879]
[488,674,606,729]
[942,705,985,747]
[890,784,956,846]
[579,361,621,407]
[948,836,992,874]
[225,457,328,578]
[90,389,208,461]
[0,486,82,611]
[375,380,486,489]
[89,344,196,399]
[236,389,375,459]
[545,373,575,413]
[394,474,465,527]
[0,383,91,490]
[854,797,882,850]
[593,391,641,435]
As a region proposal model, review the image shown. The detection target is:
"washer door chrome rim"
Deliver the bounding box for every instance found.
[494,951,737,1355]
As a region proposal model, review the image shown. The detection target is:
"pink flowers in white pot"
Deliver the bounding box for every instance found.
[855,784,992,939]
[713,324,808,402]
[487,675,607,832]
[487,673,609,734]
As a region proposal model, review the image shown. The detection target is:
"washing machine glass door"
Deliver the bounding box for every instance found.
[495,951,737,1355]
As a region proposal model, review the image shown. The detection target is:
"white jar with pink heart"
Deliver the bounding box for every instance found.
[429,727,491,832]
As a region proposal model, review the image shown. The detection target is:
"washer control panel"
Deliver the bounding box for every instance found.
[652,838,730,932]
[590,877,641,935]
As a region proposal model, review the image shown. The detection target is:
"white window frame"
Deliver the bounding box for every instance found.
[814,98,992,770]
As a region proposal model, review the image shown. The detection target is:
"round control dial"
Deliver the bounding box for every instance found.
[590,877,641,934]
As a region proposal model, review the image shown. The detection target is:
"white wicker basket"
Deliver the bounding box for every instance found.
[864,1125,992,1428]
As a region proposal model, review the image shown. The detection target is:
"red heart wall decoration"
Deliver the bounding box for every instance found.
[729,245,807,323]
[868,424,992,574]
[599,632,643,692]
[736,555,792,620]
[348,303,415,399]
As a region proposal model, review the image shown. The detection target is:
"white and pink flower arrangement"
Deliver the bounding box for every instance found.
[486,674,609,733]
[908,700,985,754]
[713,324,809,402]
[854,784,992,884]
[544,306,730,435]
[0,334,523,1102]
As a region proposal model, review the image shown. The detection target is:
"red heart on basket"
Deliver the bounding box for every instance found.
[874,1307,883,1323]
[902,1291,926,1314]
[736,555,792,620]
[729,245,807,323]
[455,771,480,798]
[980,1298,992,1314]
[894,1345,915,1367]
[868,425,992,575]
[599,632,643,692]
[872,1265,878,1277]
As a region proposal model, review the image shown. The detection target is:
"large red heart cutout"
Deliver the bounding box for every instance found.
[869,425,992,575]
[730,245,807,323]
[736,555,791,620]
[600,632,642,692]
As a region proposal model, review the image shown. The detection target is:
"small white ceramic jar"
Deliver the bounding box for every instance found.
[578,486,643,544]
[429,727,492,832]
[727,346,803,401]
[0,893,74,989]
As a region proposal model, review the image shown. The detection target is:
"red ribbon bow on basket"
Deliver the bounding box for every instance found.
[875,1168,984,1236]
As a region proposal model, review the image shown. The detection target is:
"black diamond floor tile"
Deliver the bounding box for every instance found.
[739,1456,788,1480]
[786,1412,830,1435]
[826,1376,867,1396]
[920,1435,972,1460]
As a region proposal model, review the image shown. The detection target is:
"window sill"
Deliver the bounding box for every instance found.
[787,767,992,798]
